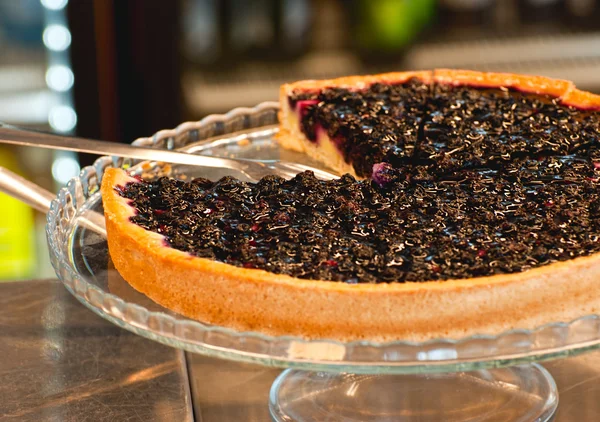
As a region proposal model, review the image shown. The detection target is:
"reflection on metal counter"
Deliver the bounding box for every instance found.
[0,280,193,421]
[186,352,600,422]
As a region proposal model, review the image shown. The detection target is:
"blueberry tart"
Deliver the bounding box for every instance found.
[101,69,600,341]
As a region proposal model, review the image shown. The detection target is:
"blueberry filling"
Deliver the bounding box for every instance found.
[114,82,600,284]
[289,80,429,177]
[118,153,600,283]
[288,80,600,177]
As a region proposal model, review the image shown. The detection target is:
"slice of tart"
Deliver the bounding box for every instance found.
[277,69,600,177]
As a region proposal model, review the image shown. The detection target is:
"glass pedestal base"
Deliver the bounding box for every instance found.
[269,364,558,422]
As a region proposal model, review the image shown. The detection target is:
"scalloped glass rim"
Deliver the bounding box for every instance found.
[46,101,600,374]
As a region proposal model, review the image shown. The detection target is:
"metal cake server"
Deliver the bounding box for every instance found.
[0,122,338,182]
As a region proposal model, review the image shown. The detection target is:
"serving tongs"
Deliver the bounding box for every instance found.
[0,122,339,237]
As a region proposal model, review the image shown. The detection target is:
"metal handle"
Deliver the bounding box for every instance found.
[0,166,106,236]
[0,122,341,183]
[0,121,278,171]
[0,166,55,213]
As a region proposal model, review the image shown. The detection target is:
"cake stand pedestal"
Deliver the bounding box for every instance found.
[269,364,557,422]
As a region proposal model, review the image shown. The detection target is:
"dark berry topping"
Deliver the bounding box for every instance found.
[118,153,600,284]
[115,81,600,284]
[289,79,429,177]
[289,80,600,176]
[372,162,396,187]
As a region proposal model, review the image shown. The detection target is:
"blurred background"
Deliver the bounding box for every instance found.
[2,0,600,281]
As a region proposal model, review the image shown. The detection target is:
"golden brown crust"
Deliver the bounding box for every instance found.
[276,110,358,178]
[102,167,600,342]
[561,88,600,110]
[278,126,358,177]
[279,70,433,96]
[433,69,574,97]
[279,68,573,99]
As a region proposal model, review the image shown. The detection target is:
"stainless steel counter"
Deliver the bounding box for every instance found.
[0,280,193,422]
[2,279,600,421]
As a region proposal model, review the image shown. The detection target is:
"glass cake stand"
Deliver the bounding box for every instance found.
[46,102,600,422]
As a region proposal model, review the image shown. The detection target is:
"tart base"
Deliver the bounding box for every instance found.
[277,110,358,178]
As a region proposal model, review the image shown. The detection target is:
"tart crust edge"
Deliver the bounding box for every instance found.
[432,68,574,96]
[101,167,600,342]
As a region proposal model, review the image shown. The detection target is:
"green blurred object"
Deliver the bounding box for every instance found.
[354,0,436,60]
[0,146,36,280]
[415,0,437,27]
